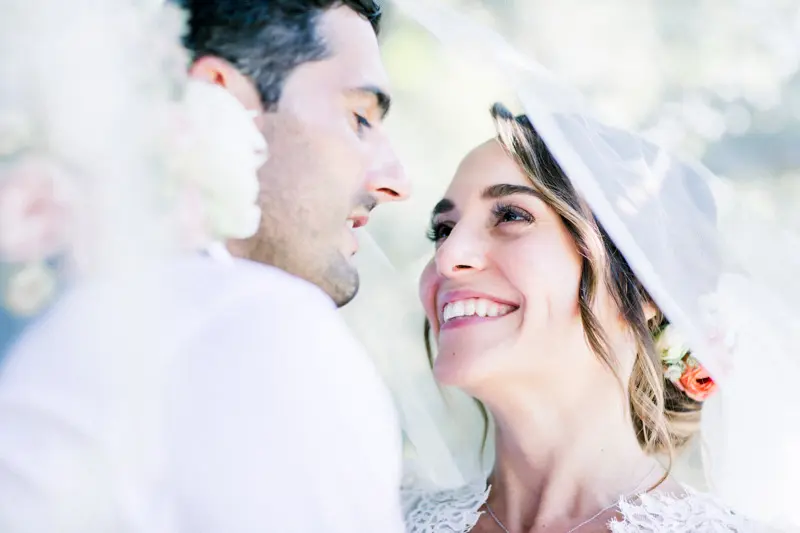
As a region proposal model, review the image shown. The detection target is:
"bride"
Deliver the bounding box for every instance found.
[401,104,773,533]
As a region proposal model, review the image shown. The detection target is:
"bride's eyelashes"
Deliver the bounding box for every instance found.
[426,220,452,243]
[426,202,535,244]
[491,202,534,225]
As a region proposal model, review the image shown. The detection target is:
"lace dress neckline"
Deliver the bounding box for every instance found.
[402,481,776,532]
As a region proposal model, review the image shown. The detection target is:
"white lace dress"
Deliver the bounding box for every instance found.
[402,481,779,532]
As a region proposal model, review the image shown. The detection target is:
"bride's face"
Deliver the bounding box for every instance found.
[419,140,603,391]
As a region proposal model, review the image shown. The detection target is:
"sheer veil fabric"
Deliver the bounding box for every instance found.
[342,1,800,529]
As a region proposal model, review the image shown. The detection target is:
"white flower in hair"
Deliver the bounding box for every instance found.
[655,324,688,365]
[166,80,267,248]
[663,363,684,382]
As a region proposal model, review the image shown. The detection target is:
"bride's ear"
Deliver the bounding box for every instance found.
[642,301,659,323]
[188,55,263,113]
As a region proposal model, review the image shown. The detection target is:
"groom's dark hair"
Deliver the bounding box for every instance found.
[182,0,383,109]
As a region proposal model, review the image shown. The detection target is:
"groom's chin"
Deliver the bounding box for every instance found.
[331,278,359,308]
[323,261,360,308]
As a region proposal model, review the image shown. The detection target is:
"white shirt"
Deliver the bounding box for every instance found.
[0,257,404,533]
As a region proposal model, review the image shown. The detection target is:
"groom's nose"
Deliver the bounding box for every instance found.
[366,136,410,204]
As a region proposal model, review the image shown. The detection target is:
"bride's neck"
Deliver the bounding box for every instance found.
[482,384,658,532]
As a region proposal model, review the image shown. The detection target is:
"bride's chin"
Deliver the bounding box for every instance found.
[432,351,488,390]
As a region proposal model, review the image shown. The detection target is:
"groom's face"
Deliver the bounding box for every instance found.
[232,6,409,307]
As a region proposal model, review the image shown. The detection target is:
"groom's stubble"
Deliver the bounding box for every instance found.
[239,111,364,306]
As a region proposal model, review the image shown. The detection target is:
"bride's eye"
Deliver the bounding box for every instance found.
[492,203,534,225]
[426,221,452,243]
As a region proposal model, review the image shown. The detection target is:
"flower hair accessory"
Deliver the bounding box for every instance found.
[655,324,718,402]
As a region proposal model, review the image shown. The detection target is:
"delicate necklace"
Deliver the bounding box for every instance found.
[485,503,512,533]
[484,463,658,533]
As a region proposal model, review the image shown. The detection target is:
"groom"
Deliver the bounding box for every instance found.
[185,0,408,307]
[181,1,412,529]
[0,1,409,532]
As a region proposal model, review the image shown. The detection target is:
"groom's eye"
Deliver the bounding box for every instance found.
[353,113,372,134]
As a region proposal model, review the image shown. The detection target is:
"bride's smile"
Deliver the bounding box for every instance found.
[439,292,519,328]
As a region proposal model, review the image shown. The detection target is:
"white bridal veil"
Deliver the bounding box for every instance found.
[344,0,800,529]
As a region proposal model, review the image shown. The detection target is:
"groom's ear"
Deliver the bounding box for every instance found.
[188,56,263,113]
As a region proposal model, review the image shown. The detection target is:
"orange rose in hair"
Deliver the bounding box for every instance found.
[676,363,717,402]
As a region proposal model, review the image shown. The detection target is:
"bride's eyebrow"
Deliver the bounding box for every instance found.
[430,184,542,219]
[431,198,455,218]
[482,183,543,200]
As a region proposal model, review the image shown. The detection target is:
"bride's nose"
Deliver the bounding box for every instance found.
[435,224,488,277]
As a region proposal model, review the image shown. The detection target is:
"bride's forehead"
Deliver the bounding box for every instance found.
[446,140,529,198]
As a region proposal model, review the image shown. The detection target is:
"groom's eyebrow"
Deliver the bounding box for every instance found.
[347,85,392,120]
[352,85,391,118]
[482,183,543,200]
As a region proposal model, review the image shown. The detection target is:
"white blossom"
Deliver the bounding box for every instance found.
[655,324,689,365]
[167,80,267,244]
[664,363,685,382]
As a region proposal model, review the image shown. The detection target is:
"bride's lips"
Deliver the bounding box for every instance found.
[437,290,520,331]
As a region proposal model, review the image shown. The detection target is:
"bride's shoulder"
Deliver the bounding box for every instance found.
[401,480,489,533]
[611,490,782,533]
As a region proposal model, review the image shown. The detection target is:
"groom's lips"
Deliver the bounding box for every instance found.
[343,214,369,256]
[348,215,369,229]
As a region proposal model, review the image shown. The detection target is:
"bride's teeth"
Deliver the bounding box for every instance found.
[442,298,515,322]
[464,300,476,317]
[346,219,355,229]
[442,306,452,322]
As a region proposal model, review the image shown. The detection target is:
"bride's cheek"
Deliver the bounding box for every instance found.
[418,260,439,326]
